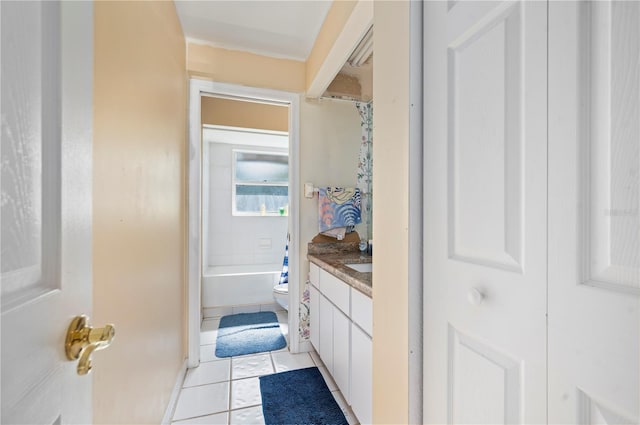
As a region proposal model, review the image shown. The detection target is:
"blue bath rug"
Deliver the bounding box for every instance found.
[260,367,348,425]
[214,312,286,358]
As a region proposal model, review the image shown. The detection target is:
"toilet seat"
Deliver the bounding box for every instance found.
[273,283,288,294]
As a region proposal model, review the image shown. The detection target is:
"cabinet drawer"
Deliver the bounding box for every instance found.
[351,288,372,336]
[319,270,350,315]
[309,263,320,288]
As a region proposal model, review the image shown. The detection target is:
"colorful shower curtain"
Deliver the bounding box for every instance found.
[355,102,373,240]
[278,241,288,285]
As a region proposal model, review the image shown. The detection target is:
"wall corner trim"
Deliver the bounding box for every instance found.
[161,359,188,425]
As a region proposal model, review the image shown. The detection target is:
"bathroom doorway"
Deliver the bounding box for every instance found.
[187,80,301,368]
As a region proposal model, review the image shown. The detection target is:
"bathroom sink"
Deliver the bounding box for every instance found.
[344,263,373,273]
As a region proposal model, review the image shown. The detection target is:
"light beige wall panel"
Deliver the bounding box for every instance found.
[93,1,187,423]
[299,99,361,284]
[187,43,305,93]
[201,97,288,132]
[372,1,411,424]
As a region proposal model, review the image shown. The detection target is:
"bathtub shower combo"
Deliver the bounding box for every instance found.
[202,245,289,319]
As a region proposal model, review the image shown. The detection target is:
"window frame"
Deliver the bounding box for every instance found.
[231,148,289,217]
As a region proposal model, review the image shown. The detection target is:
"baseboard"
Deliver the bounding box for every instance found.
[161,358,188,425]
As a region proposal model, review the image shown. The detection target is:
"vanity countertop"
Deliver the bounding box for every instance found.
[307,251,372,298]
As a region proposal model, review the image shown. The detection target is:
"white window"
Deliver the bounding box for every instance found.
[232,150,289,216]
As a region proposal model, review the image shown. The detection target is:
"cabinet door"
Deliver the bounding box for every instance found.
[309,284,320,352]
[333,308,351,403]
[351,324,372,425]
[319,294,334,373]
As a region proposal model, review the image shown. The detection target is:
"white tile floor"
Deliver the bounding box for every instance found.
[170,312,359,424]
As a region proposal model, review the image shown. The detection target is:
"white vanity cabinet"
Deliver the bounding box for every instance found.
[308,262,372,424]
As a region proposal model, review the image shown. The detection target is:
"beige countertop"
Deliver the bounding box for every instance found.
[307,251,372,298]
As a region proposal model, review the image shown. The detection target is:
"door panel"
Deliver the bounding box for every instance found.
[1,1,93,423]
[424,1,547,423]
[579,1,639,295]
[1,0,61,312]
[447,1,523,272]
[548,2,639,423]
[449,327,521,424]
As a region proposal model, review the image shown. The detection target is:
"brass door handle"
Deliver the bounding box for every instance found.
[65,315,115,375]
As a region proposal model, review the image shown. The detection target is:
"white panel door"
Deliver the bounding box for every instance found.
[1,1,93,423]
[424,1,547,423]
[548,2,639,424]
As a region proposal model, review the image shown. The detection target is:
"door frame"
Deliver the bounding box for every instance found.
[187,79,301,368]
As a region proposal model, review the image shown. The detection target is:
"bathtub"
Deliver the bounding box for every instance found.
[202,263,283,312]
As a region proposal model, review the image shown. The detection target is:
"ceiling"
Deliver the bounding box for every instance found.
[174,1,333,61]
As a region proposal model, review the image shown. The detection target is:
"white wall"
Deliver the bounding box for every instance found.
[206,142,289,269]
[298,98,362,282]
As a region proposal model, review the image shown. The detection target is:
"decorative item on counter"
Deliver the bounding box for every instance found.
[359,238,368,253]
[321,226,347,240]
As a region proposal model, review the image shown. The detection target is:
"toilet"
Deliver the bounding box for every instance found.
[273,284,288,311]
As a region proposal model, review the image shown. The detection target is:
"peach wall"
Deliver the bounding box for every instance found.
[187,43,305,92]
[93,1,186,423]
[372,1,411,424]
[201,96,288,132]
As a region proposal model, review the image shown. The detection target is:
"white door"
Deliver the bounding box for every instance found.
[1,1,94,423]
[423,1,548,423]
[548,2,639,424]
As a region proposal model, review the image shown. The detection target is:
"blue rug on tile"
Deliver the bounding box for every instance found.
[214,311,287,358]
[260,367,348,425]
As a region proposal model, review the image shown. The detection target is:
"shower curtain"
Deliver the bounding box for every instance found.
[278,241,288,285]
[355,102,373,241]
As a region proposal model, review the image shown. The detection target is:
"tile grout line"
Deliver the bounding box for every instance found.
[269,351,277,374]
[179,318,301,425]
